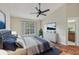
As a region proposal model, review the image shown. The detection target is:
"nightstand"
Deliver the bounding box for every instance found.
[0,37,3,49]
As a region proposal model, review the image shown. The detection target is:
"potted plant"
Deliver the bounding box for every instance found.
[39,28,43,38]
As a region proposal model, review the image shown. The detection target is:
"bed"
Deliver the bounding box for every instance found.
[16,36,53,55]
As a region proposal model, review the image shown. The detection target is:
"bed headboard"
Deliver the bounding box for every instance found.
[0,30,11,49]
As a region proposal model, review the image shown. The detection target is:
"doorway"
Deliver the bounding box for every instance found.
[67,19,76,45]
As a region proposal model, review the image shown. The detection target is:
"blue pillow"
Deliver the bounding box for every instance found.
[3,35,16,42]
[3,34,16,41]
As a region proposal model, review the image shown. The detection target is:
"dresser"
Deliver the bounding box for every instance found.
[68,32,75,42]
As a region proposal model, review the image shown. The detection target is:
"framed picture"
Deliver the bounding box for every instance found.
[47,22,56,30]
[46,22,56,33]
[0,10,6,29]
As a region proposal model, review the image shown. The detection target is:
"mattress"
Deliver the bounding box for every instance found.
[16,36,52,55]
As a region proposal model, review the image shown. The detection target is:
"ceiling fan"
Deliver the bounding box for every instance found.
[31,3,50,17]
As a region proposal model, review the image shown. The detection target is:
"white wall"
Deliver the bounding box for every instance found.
[36,20,43,36]
[66,4,79,46]
[10,16,22,35]
[42,5,67,45]
[76,18,79,46]
[42,4,79,45]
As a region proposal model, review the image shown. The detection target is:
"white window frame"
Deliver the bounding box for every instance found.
[21,20,36,36]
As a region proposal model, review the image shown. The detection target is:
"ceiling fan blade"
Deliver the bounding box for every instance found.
[39,3,41,10]
[37,14,39,17]
[41,9,50,13]
[35,7,39,11]
[31,12,38,14]
[41,14,46,16]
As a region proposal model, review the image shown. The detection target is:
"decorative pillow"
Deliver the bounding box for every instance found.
[16,36,26,48]
[3,35,16,42]
[3,35,17,41]
[0,30,11,39]
[0,30,12,40]
[16,42,23,48]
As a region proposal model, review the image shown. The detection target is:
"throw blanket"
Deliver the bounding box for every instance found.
[16,36,51,55]
[34,36,51,53]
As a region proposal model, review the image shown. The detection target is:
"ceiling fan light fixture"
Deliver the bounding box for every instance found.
[31,3,50,17]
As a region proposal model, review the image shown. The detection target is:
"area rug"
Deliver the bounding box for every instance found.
[37,47,61,55]
[60,45,79,55]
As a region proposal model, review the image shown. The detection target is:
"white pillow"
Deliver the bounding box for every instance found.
[16,35,26,49]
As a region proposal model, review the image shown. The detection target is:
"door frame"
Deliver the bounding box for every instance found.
[66,17,78,46]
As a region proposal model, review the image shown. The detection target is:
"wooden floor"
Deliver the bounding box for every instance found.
[54,43,79,55]
[8,43,79,55]
[5,43,79,55]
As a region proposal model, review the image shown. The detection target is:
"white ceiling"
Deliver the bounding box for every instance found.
[0,3,64,20]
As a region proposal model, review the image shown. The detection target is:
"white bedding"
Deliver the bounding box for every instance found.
[16,36,52,55]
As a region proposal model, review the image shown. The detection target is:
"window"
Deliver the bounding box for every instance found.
[21,21,36,36]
